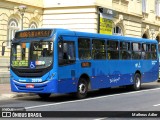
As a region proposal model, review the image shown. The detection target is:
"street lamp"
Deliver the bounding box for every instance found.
[18,5,27,30]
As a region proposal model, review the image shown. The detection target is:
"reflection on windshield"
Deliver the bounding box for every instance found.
[11,41,53,69]
[30,41,53,68]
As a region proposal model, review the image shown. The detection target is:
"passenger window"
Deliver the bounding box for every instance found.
[107,40,119,60]
[131,43,141,59]
[151,44,157,60]
[92,39,106,59]
[78,38,91,60]
[142,43,151,59]
[120,42,131,60]
[58,41,75,65]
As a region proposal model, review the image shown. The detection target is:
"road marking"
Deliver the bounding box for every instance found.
[94,118,107,120]
[25,87,160,110]
[153,104,160,107]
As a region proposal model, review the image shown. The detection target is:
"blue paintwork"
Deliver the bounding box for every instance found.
[10,28,159,94]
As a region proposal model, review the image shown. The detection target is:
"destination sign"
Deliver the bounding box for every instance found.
[12,60,28,67]
[15,30,52,39]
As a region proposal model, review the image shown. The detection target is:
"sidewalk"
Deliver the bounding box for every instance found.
[0,84,15,100]
[0,84,35,100]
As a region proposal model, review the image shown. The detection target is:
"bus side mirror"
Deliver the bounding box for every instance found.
[1,41,5,56]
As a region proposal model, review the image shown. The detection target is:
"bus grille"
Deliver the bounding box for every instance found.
[15,69,44,77]
[11,66,52,77]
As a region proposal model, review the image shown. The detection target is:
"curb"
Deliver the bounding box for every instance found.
[0,93,36,100]
[13,93,36,98]
[0,94,16,100]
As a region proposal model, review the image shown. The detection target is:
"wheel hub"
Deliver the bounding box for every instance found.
[136,78,140,88]
[79,83,86,94]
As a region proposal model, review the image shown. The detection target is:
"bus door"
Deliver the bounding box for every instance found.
[57,36,77,93]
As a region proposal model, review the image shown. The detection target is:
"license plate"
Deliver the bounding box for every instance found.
[26,84,34,88]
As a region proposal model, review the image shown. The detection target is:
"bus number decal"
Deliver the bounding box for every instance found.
[135,62,141,68]
[32,78,42,83]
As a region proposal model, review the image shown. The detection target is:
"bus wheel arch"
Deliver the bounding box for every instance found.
[76,74,90,99]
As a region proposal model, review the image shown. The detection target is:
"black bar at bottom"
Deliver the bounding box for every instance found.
[1,111,160,118]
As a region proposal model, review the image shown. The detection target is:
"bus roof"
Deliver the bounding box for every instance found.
[16,28,158,44]
[53,28,157,43]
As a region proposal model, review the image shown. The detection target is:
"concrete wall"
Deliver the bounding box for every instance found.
[43,0,96,8]
[4,0,43,7]
[42,6,98,33]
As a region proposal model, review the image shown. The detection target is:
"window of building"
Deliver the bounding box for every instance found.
[113,26,123,36]
[7,19,19,46]
[107,40,119,59]
[155,0,160,16]
[142,0,147,13]
[142,33,148,38]
[78,38,91,60]
[92,39,106,59]
[29,22,37,29]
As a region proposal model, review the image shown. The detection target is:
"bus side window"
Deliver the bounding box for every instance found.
[144,44,151,59]
[151,44,157,60]
[107,40,119,60]
[58,42,63,65]
[120,41,131,60]
[58,41,76,65]
[132,43,141,59]
[141,43,146,59]
[92,39,106,60]
[78,38,91,60]
[142,43,152,59]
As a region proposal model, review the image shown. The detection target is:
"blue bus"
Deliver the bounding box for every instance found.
[10,28,159,99]
[158,44,160,78]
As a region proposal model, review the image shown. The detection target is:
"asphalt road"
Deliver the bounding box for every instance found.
[0,82,160,120]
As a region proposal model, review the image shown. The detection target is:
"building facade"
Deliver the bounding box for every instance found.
[0,0,160,60]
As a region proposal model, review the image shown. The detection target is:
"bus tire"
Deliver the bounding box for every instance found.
[76,78,88,99]
[132,73,141,91]
[38,93,51,99]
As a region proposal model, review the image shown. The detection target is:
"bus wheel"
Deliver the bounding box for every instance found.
[132,73,141,91]
[76,78,88,99]
[38,93,51,99]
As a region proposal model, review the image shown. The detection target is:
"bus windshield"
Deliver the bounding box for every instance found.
[11,41,53,69]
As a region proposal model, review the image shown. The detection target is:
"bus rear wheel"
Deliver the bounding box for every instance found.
[132,73,141,91]
[38,93,51,99]
[76,78,88,99]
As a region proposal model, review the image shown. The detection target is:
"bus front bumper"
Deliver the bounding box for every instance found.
[11,78,77,94]
[11,79,58,94]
